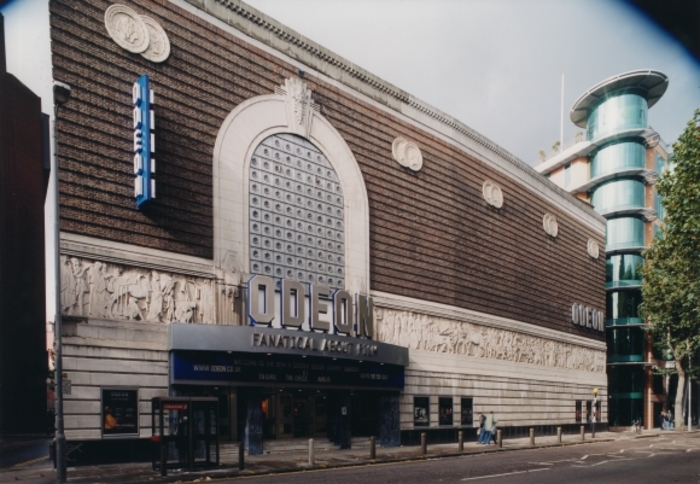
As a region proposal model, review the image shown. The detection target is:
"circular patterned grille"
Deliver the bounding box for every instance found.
[249,133,345,289]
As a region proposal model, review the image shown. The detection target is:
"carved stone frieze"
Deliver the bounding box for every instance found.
[375,308,605,374]
[59,256,228,325]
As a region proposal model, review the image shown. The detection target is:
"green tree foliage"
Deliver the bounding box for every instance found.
[640,110,700,423]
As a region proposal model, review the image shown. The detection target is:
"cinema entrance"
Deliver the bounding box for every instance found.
[168,324,409,452]
[260,390,328,439]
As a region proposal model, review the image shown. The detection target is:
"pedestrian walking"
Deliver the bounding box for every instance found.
[487,411,498,445]
[659,411,666,430]
[667,409,674,430]
[477,412,487,444]
[479,411,498,445]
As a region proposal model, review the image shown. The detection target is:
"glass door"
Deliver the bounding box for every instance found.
[292,397,308,437]
[278,393,293,438]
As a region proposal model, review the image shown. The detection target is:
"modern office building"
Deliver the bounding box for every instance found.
[536,70,670,429]
[5,0,607,463]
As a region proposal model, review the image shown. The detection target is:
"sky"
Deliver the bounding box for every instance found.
[244,0,700,165]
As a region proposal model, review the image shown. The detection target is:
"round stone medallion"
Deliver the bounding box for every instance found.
[140,16,171,63]
[391,136,423,172]
[104,5,150,54]
[543,213,559,237]
[587,239,600,259]
[482,180,504,208]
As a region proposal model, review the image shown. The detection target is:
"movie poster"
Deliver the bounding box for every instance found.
[102,388,139,436]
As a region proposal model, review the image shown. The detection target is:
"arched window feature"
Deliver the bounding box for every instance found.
[213,78,369,295]
[249,133,345,288]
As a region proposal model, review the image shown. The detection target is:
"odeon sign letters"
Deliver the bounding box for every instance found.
[571,303,605,332]
[247,275,374,339]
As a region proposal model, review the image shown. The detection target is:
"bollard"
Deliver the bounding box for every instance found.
[370,436,376,460]
[529,428,535,446]
[557,426,562,444]
[421,432,427,455]
[238,441,245,470]
[309,438,315,465]
[160,439,167,477]
[497,429,502,448]
[580,425,585,441]
[458,430,464,452]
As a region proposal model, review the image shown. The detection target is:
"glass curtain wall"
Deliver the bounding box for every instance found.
[588,90,651,427]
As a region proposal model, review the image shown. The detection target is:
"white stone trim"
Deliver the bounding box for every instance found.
[61,233,215,278]
[169,0,607,235]
[371,290,605,351]
[212,83,371,294]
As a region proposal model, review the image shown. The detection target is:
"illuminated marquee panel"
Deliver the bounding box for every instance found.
[133,74,155,208]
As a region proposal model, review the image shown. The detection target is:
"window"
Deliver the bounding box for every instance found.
[460,398,473,426]
[606,217,645,250]
[413,397,430,427]
[586,400,593,422]
[249,133,345,288]
[575,400,582,422]
[438,397,453,426]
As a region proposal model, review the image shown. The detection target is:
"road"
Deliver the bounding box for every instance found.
[218,433,700,484]
[0,439,52,470]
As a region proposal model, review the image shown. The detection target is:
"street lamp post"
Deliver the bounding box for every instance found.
[591,388,599,438]
[688,359,692,432]
[52,80,71,484]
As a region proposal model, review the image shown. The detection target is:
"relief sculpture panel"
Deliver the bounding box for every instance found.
[59,256,227,324]
[376,309,605,373]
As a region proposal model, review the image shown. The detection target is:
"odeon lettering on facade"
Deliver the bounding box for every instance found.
[571,302,605,332]
[247,275,375,338]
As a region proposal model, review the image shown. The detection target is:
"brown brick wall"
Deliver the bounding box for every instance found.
[50,0,605,339]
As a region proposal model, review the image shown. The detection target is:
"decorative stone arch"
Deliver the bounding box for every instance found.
[212,78,370,294]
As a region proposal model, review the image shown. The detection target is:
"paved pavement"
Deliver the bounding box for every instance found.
[0,429,678,484]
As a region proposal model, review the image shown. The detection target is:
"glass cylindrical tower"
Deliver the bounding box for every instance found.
[570,70,668,428]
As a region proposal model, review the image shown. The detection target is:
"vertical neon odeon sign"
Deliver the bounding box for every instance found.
[133,74,155,208]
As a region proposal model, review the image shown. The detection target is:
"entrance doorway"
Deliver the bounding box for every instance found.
[260,390,328,439]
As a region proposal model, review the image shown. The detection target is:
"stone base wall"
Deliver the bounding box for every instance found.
[62,318,169,441]
[400,353,607,431]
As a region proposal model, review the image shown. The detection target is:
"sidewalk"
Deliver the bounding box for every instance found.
[0,430,664,484]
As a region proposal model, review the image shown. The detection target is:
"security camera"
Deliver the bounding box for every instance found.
[53,81,72,106]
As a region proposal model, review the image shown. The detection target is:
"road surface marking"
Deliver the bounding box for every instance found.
[580,455,588,460]
[11,456,48,468]
[461,468,549,481]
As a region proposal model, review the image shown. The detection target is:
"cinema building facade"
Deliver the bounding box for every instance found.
[40,0,607,460]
